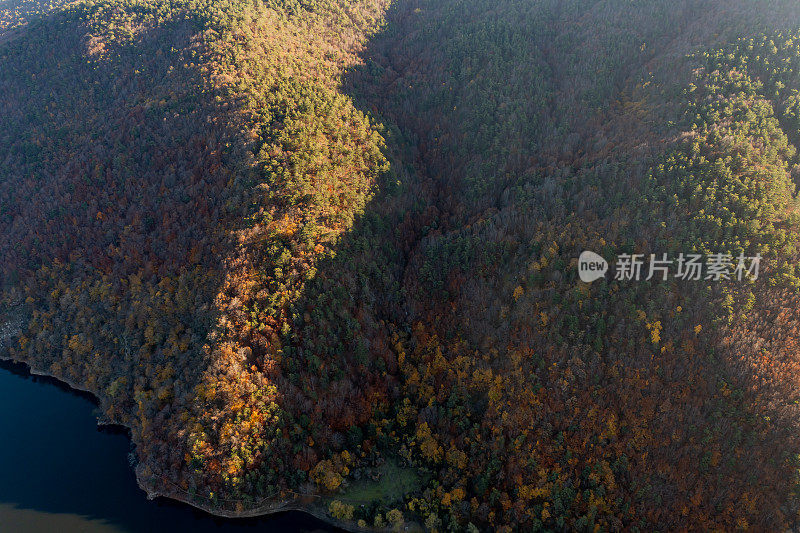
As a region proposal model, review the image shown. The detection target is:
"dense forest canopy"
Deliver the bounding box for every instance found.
[5,0,800,530]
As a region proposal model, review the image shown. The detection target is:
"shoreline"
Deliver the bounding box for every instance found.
[0,354,359,532]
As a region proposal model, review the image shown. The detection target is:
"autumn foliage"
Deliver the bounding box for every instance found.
[5,0,800,531]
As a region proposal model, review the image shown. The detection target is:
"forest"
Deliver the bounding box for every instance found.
[5,0,800,530]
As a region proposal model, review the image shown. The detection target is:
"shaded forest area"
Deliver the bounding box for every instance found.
[5,0,800,530]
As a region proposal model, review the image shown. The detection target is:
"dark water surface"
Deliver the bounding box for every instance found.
[0,360,340,533]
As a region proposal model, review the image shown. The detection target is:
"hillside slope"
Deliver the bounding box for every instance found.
[4,0,800,530]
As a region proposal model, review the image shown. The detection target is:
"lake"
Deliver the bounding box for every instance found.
[0,360,341,533]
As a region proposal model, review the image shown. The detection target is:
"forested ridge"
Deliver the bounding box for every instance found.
[5,0,800,530]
